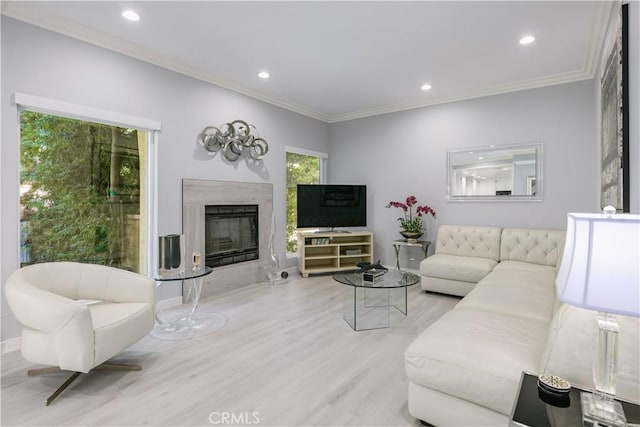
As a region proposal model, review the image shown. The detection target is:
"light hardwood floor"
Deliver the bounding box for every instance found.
[1,273,459,426]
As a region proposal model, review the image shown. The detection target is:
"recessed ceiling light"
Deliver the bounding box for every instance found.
[122,10,140,22]
[519,35,536,45]
[420,83,432,91]
[258,71,270,79]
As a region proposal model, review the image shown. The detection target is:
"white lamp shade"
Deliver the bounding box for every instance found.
[556,212,640,317]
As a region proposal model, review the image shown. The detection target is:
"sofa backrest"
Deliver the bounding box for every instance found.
[500,228,566,267]
[435,225,502,261]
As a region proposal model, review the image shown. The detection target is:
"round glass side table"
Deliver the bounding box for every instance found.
[152,267,225,340]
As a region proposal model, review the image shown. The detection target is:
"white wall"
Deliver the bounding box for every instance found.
[0,17,329,341]
[328,81,598,265]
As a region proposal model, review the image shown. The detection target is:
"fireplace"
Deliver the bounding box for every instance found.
[204,205,259,267]
[183,179,273,299]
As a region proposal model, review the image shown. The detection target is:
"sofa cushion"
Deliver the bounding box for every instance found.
[405,307,549,415]
[500,228,565,267]
[435,225,502,261]
[456,261,557,323]
[492,260,557,276]
[420,254,497,284]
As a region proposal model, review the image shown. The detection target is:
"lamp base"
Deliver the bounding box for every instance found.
[581,392,627,427]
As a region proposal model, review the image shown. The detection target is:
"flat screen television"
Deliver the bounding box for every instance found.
[296,184,367,229]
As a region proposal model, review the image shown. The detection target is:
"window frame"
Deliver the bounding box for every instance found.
[13,92,161,275]
[284,146,327,257]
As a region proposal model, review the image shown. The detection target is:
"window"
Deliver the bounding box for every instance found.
[20,111,150,273]
[285,148,326,254]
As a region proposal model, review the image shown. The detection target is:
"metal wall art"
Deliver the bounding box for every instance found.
[199,120,269,162]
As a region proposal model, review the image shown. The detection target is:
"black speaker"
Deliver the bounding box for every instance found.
[159,234,181,269]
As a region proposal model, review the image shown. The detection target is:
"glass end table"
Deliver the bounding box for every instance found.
[152,267,226,340]
[510,372,640,427]
[392,239,431,270]
[333,269,420,331]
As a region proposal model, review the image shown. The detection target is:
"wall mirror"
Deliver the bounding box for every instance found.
[447,142,542,202]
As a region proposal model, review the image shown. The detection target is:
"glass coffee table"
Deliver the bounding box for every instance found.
[333,269,420,331]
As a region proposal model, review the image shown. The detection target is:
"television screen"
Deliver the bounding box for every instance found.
[297,184,367,229]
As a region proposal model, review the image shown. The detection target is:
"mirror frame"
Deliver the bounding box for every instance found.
[446,142,543,202]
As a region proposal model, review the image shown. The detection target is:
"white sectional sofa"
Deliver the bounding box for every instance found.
[419,225,502,296]
[405,225,640,426]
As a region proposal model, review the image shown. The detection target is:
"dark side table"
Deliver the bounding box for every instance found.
[510,372,640,427]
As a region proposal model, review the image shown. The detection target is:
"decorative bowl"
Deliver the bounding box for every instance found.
[400,231,423,241]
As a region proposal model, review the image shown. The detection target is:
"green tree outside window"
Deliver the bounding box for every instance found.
[286,152,320,253]
[20,111,145,272]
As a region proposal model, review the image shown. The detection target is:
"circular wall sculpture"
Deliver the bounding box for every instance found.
[199,120,269,162]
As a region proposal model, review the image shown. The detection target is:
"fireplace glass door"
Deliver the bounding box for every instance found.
[204,205,259,268]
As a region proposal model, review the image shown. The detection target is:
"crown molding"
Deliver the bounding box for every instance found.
[329,1,613,124]
[583,0,615,79]
[327,68,594,123]
[1,2,331,123]
[323,1,613,123]
[3,1,611,125]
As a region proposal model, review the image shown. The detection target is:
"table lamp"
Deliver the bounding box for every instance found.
[555,207,640,426]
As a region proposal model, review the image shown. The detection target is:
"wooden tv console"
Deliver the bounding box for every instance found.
[297,231,374,277]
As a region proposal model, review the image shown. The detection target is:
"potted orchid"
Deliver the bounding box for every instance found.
[386,196,436,241]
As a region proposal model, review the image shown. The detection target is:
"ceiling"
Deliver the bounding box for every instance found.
[2,1,612,123]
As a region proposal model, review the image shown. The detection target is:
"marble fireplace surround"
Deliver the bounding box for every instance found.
[182,179,273,300]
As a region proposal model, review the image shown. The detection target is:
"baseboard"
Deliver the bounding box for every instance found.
[1,336,21,354]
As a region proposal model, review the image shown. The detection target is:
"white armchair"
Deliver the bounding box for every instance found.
[5,262,155,405]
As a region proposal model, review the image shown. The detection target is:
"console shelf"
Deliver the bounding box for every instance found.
[297,231,373,277]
